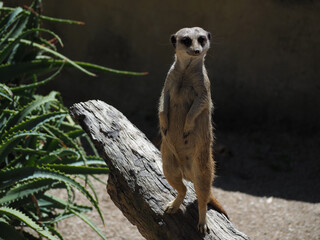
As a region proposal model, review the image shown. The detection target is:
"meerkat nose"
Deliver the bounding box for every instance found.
[194,50,200,55]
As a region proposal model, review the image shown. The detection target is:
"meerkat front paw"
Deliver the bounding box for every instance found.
[183,124,192,138]
[183,119,194,138]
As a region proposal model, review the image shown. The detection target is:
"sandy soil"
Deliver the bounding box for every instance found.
[56,131,320,240]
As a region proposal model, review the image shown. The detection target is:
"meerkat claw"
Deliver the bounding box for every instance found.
[183,131,190,138]
[197,223,209,234]
[164,200,180,214]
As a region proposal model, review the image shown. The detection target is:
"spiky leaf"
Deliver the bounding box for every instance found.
[4,91,59,130]
[70,209,107,240]
[0,220,26,240]
[0,206,59,240]
[1,112,68,140]
[0,178,59,205]
[0,131,55,165]
[0,167,104,224]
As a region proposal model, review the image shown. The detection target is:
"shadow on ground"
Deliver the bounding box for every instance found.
[213,130,320,203]
[116,112,320,204]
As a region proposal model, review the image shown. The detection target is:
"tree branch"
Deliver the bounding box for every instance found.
[69,100,250,240]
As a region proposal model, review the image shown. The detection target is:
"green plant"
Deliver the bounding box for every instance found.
[0,1,146,239]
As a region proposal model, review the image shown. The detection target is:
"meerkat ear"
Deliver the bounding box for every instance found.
[170,34,177,48]
[207,32,211,41]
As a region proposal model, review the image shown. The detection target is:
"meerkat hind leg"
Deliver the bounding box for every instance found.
[164,175,187,214]
[161,142,187,213]
[193,154,213,233]
[163,164,187,213]
[194,182,211,233]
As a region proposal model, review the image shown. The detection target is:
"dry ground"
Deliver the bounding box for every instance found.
[56,131,320,240]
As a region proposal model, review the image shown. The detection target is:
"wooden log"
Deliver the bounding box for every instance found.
[69,100,250,240]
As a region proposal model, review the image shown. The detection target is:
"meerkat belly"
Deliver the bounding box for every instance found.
[167,85,195,142]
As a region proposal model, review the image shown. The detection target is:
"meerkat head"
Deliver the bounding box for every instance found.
[170,27,211,58]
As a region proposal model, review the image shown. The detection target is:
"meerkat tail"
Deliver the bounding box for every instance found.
[209,194,229,220]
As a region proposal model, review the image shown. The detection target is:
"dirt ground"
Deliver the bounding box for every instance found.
[56,131,320,240]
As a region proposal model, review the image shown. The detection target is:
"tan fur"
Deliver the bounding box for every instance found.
[158,27,228,233]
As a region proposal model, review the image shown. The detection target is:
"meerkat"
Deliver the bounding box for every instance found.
[158,27,228,233]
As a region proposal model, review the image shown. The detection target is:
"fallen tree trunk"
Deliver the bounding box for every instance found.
[69,100,250,240]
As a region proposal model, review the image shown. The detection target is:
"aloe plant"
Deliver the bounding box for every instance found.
[0,1,146,239]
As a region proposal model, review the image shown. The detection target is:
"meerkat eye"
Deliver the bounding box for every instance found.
[198,36,206,46]
[181,37,192,47]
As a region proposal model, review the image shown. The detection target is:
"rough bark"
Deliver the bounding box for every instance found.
[69,100,250,240]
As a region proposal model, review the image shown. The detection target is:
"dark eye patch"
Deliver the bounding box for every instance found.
[198,36,206,46]
[181,37,192,47]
